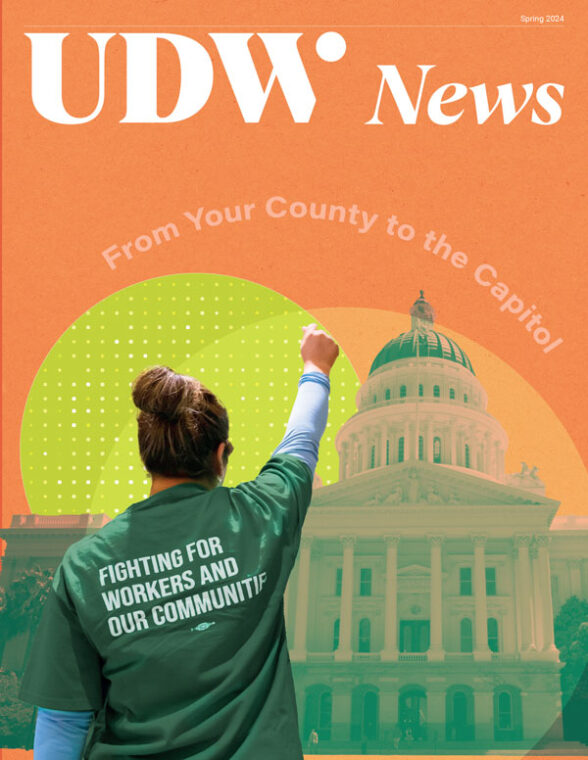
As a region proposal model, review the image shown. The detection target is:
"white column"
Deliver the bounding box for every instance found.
[536,535,559,659]
[290,536,312,661]
[382,536,399,660]
[335,536,355,661]
[531,544,544,652]
[403,420,410,461]
[381,425,388,466]
[516,535,536,656]
[426,423,434,462]
[339,441,349,480]
[429,535,444,660]
[361,431,370,471]
[473,535,491,660]
[493,441,500,478]
[450,423,456,465]
[483,433,491,473]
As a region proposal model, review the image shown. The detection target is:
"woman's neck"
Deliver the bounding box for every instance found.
[149,475,215,496]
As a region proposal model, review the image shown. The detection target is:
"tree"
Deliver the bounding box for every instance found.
[0,566,54,749]
[553,595,588,743]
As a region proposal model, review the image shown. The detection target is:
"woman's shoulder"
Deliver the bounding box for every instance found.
[61,515,128,568]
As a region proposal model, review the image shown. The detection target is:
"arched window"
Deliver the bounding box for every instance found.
[373,394,377,404]
[385,388,391,400]
[449,388,456,399]
[433,385,440,398]
[304,686,333,743]
[363,691,379,740]
[359,618,371,652]
[497,691,512,729]
[370,445,376,469]
[464,393,468,403]
[418,435,424,460]
[398,436,405,463]
[386,439,390,465]
[433,436,442,463]
[318,691,332,741]
[465,444,470,468]
[446,688,475,741]
[400,385,407,399]
[487,617,499,652]
[493,687,522,741]
[333,618,340,650]
[418,384,424,397]
[351,687,379,741]
[460,618,473,652]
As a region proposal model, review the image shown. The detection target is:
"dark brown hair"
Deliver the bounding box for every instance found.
[132,366,232,480]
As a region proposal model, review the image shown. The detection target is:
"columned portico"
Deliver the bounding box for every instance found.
[290,536,312,661]
[429,535,445,660]
[473,535,491,660]
[381,536,399,660]
[335,536,355,661]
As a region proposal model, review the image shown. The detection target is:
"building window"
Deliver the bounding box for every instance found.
[400,385,407,399]
[433,437,442,463]
[360,568,372,596]
[385,388,390,400]
[418,435,424,460]
[418,384,424,397]
[433,385,440,398]
[358,618,371,652]
[386,439,390,465]
[398,436,405,463]
[319,691,332,740]
[497,691,512,730]
[465,444,470,468]
[460,618,473,652]
[370,445,376,469]
[333,618,340,650]
[464,393,468,403]
[460,567,473,596]
[486,567,497,596]
[335,567,342,596]
[487,617,499,652]
[373,394,377,404]
[449,388,455,399]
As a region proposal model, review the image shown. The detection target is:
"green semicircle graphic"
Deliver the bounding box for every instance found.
[21,274,359,516]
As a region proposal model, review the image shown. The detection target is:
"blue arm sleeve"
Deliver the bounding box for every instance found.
[34,707,94,760]
[272,371,330,475]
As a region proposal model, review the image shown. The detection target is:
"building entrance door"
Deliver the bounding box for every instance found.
[399,689,427,741]
[399,620,430,652]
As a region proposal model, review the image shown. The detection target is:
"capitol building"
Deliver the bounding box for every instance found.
[284,292,588,752]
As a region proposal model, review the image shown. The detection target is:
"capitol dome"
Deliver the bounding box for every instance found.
[335,291,508,483]
[369,291,475,376]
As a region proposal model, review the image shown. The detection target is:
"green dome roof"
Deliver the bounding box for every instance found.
[369,329,475,375]
[369,292,475,376]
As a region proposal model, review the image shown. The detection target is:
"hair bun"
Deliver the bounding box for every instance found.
[132,366,196,422]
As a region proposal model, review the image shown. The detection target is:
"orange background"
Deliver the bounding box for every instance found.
[4,1,587,527]
[2,3,587,759]
[2,7,586,551]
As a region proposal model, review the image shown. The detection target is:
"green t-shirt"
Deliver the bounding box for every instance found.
[19,454,313,759]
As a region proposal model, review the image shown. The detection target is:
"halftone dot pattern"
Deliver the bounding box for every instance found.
[21,275,359,517]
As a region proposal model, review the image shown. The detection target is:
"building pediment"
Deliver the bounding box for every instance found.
[312,462,558,510]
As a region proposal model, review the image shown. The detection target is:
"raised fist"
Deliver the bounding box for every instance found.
[300,323,340,376]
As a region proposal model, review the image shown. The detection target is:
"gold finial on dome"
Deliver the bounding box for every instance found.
[410,290,436,330]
